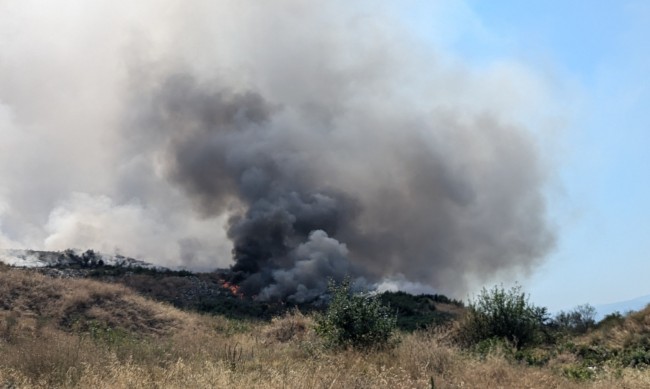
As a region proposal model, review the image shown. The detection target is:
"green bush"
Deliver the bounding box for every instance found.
[315,279,397,349]
[458,284,549,349]
[563,365,595,381]
[378,291,457,331]
[620,347,650,367]
[514,347,553,366]
[596,311,625,330]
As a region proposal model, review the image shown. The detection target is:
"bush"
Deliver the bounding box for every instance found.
[458,284,549,349]
[596,311,625,330]
[563,365,595,381]
[315,279,397,349]
[378,291,457,331]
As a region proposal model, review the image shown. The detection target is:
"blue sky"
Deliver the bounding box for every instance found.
[401,0,650,310]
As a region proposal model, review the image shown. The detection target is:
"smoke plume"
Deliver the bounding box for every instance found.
[0,1,557,299]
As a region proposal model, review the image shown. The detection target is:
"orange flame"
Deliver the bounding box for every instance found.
[220,280,243,298]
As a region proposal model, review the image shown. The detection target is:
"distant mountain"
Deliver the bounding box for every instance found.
[594,294,650,321]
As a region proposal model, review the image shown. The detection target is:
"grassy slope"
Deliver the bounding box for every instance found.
[561,306,650,371]
[2,263,650,388]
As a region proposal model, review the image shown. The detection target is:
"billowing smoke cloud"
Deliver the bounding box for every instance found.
[0,0,558,299]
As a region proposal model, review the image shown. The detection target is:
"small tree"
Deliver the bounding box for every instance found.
[553,304,596,335]
[596,311,624,330]
[315,279,397,350]
[459,284,549,349]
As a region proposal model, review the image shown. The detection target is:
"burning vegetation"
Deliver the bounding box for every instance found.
[218,278,243,299]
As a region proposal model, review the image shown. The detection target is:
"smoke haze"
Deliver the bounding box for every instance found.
[0,1,557,299]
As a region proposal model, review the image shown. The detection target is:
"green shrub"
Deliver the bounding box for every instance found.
[553,304,596,335]
[620,347,650,367]
[563,365,595,381]
[596,311,625,330]
[514,347,554,366]
[315,279,397,349]
[378,291,456,331]
[458,284,549,349]
[574,344,613,365]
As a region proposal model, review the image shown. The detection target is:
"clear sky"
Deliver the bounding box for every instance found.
[400,0,650,310]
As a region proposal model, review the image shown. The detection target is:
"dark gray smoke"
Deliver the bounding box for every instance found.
[0,1,558,300]
[125,68,554,302]
[128,74,364,301]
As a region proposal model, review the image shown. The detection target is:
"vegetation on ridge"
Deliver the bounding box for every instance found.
[2,262,650,388]
[315,279,397,350]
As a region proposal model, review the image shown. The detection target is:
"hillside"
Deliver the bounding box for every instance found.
[568,305,650,369]
[0,263,193,337]
[2,262,650,388]
[1,249,462,327]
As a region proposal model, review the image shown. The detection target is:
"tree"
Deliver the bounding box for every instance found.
[315,279,397,349]
[458,284,549,349]
[553,304,596,334]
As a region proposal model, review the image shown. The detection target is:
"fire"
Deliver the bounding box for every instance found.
[220,280,243,298]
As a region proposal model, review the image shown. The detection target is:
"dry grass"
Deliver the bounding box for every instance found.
[583,305,650,350]
[0,267,190,337]
[2,267,650,388]
[4,326,650,389]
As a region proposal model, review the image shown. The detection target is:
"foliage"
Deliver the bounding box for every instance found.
[513,347,554,367]
[86,320,133,346]
[378,291,458,331]
[553,304,597,335]
[88,265,193,278]
[315,279,397,349]
[458,284,550,349]
[596,311,625,330]
[573,344,614,366]
[59,249,105,268]
[620,347,650,368]
[197,296,281,320]
[563,365,595,381]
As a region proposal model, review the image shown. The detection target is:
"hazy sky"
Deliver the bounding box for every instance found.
[1,1,648,310]
[401,0,649,309]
